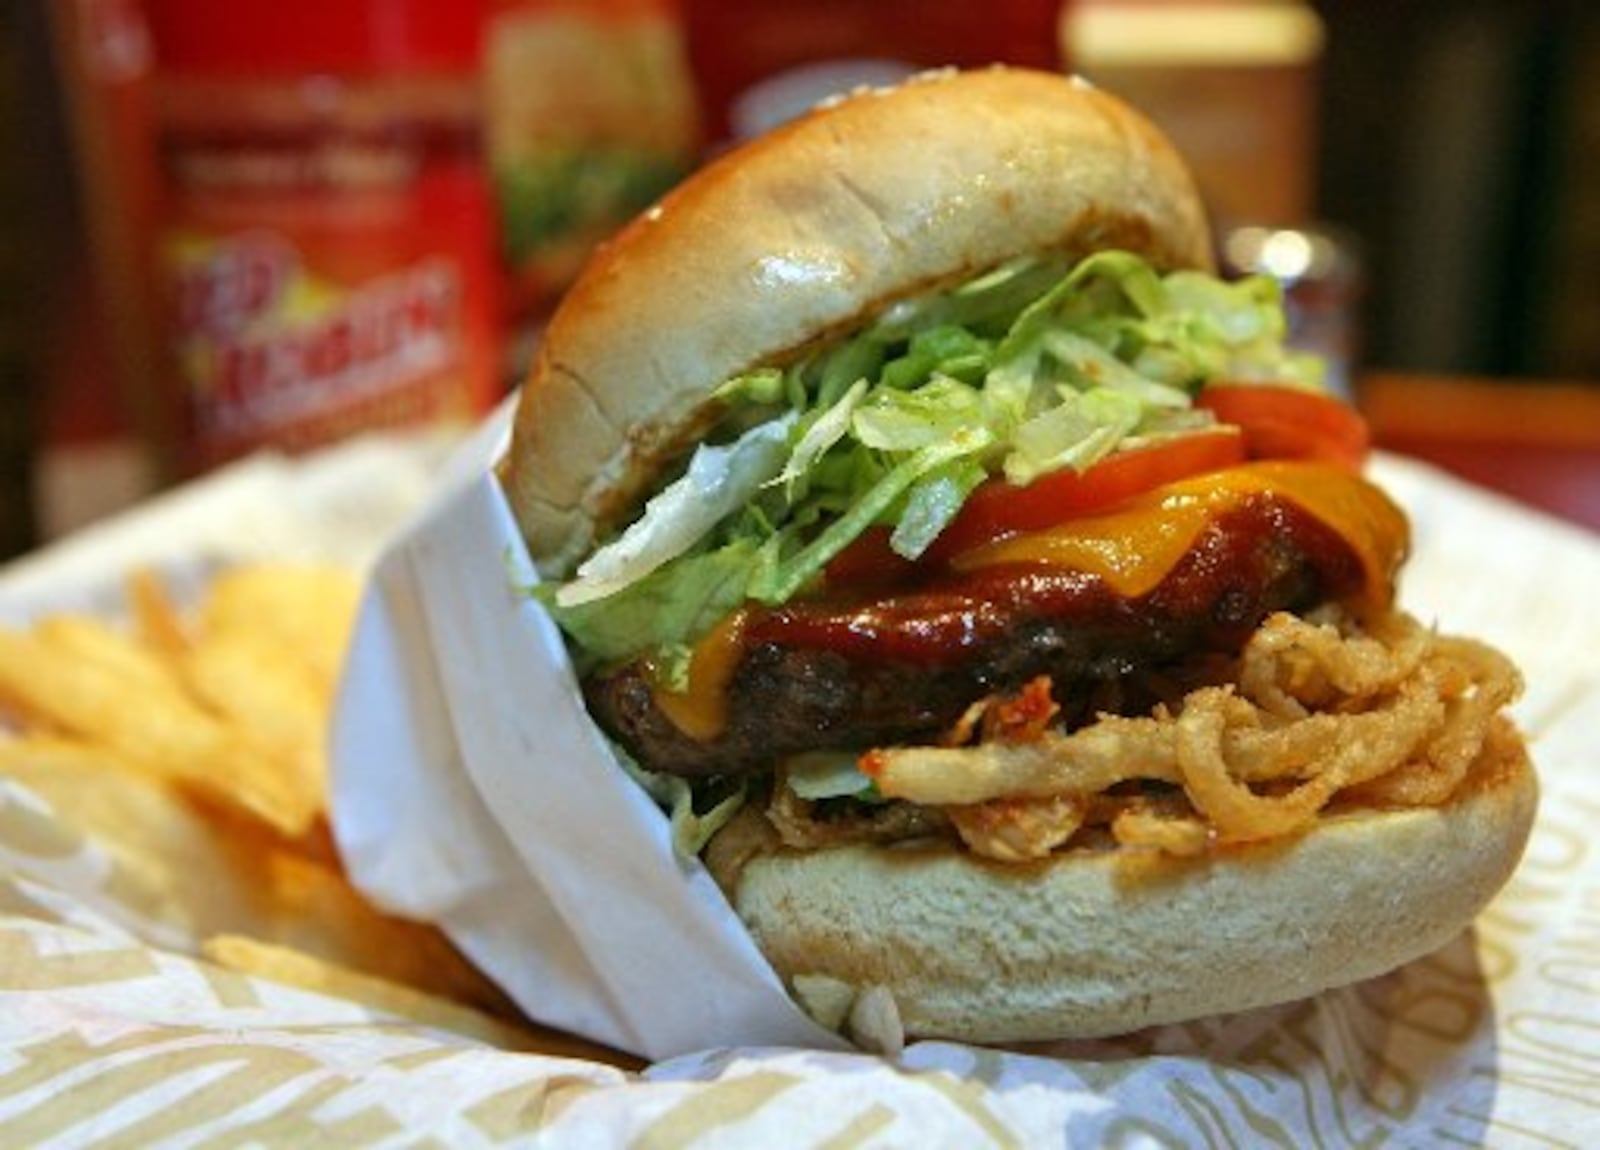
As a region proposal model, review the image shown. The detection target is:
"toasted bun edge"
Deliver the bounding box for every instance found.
[705,719,1537,1044]
[503,67,1214,576]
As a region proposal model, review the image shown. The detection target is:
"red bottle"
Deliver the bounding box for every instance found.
[680,0,1065,153]
[143,0,501,472]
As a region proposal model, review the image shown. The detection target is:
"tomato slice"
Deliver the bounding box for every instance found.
[825,428,1247,583]
[1197,384,1370,468]
[822,526,915,585]
[925,427,1247,563]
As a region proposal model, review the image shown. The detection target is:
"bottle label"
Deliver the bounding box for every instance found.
[156,113,499,470]
[169,232,468,448]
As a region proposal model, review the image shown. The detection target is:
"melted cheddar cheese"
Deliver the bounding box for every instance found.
[649,462,1409,740]
[953,461,1409,604]
[646,609,749,743]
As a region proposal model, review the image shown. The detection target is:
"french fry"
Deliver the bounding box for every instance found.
[33,614,178,698]
[200,564,363,696]
[0,562,635,1067]
[181,624,328,808]
[126,567,192,665]
[0,732,166,790]
[175,564,366,815]
[245,836,526,1018]
[0,741,518,1018]
[0,590,320,837]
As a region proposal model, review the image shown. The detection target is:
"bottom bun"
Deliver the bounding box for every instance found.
[705,718,1536,1045]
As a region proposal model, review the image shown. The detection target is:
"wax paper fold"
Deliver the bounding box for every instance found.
[328,408,842,1059]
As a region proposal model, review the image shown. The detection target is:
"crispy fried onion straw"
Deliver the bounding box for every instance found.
[860,608,1521,860]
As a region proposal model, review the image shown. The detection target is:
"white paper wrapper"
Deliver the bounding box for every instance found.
[328,406,843,1059]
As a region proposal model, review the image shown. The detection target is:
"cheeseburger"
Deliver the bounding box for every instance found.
[502,68,1536,1043]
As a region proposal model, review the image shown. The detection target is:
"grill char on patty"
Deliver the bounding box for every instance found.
[584,496,1365,779]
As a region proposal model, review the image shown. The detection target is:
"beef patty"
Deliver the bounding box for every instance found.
[585,496,1366,779]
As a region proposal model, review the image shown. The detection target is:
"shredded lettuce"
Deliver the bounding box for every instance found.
[749,429,992,604]
[892,457,987,559]
[539,249,1325,666]
[852,376,986,451]
[772,380,868,498]
[1006,386,1143,484]
[539,536,773,665]
[783,751,879,801]
[558,413,796,607]
[612,743,747,861]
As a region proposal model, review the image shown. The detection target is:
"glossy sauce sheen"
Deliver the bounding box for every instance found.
[653,462,1409,735]
[955,461,1405,598]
